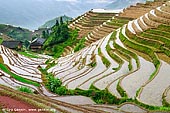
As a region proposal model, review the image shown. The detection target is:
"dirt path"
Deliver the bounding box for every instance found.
[0,96,41,113]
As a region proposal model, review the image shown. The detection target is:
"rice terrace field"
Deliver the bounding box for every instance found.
[0,0,170,113]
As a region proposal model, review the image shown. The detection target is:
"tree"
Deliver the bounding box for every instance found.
[42,30,49,39]
[24,40,30,49]
[42,30,46,39]
[60,17,63,25]
[56,20,59,26]
[32,36,37,41]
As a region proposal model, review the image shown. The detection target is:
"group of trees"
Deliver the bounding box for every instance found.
[43,17,79,57]
[43,17,69,47]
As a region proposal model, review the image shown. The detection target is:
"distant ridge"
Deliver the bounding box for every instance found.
[106,0,146,9]
[0,0,110,30]
[0,24,33,41]
[40,15,73,29]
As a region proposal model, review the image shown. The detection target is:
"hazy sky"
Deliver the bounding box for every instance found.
[0,0,113,29]
[51,0,113,3]
[0,0,145,30]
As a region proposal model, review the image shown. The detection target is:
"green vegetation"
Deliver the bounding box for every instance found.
[46,75,170,111]
[145,29,170,38]
[110,31,117,40]
[117,80,128,98]
[140,32,170,49]
[40,15,73,28]
[111,18,130,23]
[42,63,170,111]
[157,24,170,32]
[0,63,40,87]
[19,51,39,58]
[98,48,110,68]
[102,56,111,68]
[74,37,86,52]
[162,96,170,107]
[106,44,123,65]
[88,62,97,67]
[45,73,121,103]
[128,61,133,71]
[113,42,139,68]
[133,98,170,111]
[0,24,32,41]
[107,22,125,27]
[135,88,141,98]
[119,29,161,80]
[46,74,62,92]
[107,18,129,27]
[43,18,79,57]
[17,86,33,94]
[110,31,139,69]
[133,28,170,57]
[131,35,163,50]
[120,29,160,67]
[115,49,133,71]
[23,40,30,49]
[43,21,69,47]
[0,37,3,44]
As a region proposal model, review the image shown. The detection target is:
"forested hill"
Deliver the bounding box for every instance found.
[0,24,33,41]
[40,15,73,29]
[43,18,79,58]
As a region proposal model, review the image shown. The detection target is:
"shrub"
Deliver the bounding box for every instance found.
[43,24,79,58]
[55,86,68,96]
[44,74,170,111]
[17,86,33,94]
[46,74,62,92]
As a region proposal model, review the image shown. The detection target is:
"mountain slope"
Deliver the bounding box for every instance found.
[47,0,170,111]
[106,0,146,9]
[0,24,33,41]
[1,0,170,112]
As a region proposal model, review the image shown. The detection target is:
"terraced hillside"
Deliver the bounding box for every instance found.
[69,9,117,39]
[62,1,167,57]
[48,1,170,112]
[0,0,170,112]
[62,10,118,56]
[0,45,49,94]
[0,45,105,113]
[84,17,130,46]
[119,0,166,19]
[0,85,105,113]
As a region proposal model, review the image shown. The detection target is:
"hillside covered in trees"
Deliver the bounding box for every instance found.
[43,17,80,57]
